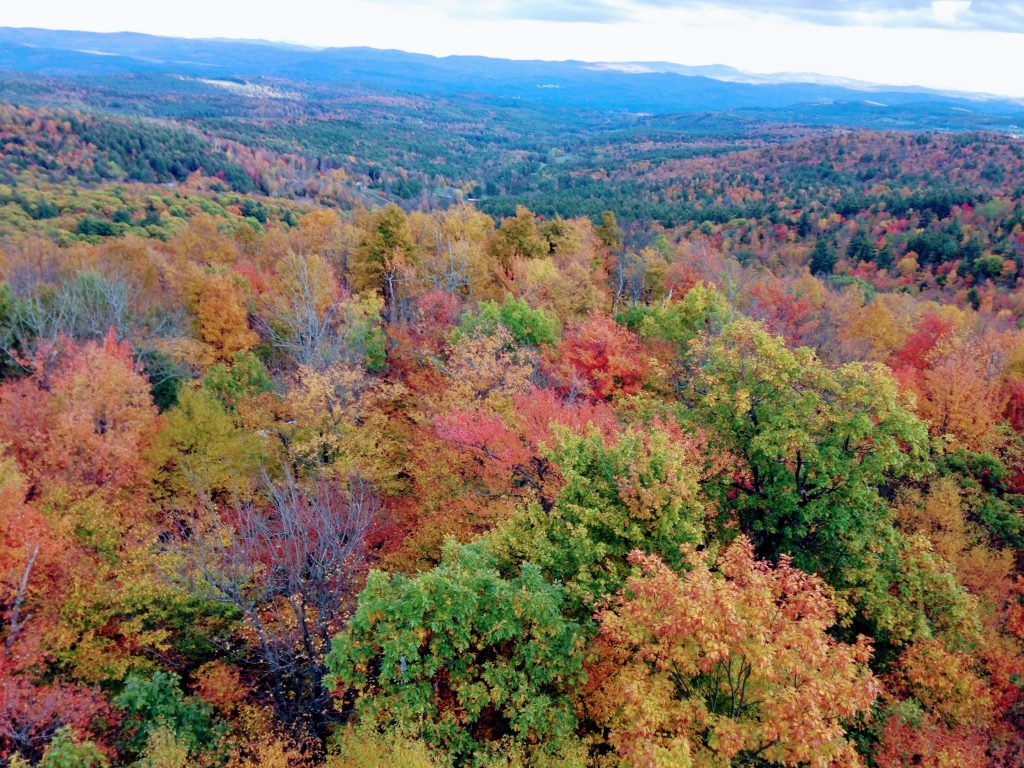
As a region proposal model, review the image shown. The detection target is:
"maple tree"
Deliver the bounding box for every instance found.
[586,537,878,768]
[549,316,649,401]
[0,331,158,493]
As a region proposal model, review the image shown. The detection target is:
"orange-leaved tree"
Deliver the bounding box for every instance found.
[586,536,878,768]
[549,316,649,401]
[0,330,157,493]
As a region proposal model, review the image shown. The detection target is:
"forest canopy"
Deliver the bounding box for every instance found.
[1,51,1024,768]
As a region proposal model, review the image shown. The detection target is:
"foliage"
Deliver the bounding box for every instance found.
[203,351,274,412]
[114,672,222,759]
[2,73,1024,768]
[14,727,110,768]
[617,283,730,353]
[326,540,585,766]
[325,728,444,768]
[687,319,930,583]
[586,537,878,768]
[549,317,649,401]
[489,206,547,272]
[456,295,558,349]
[148,386,264,506]
[494,427,705,614]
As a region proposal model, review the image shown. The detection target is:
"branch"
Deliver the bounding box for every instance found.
[5,543,40,653]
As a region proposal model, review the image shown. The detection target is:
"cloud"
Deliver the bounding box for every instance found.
[634,0,1024,32]
[499,0,630,22]
[429,0,1024,30]
[969,0,1024,30]
[407,0,630,24]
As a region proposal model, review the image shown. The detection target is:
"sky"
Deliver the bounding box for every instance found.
[3,0,1024,97]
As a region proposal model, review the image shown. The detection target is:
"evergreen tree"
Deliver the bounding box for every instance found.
[809,237,838,275]
[846,229,877,264]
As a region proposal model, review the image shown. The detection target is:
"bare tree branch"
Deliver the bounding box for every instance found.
[174,464,378,734]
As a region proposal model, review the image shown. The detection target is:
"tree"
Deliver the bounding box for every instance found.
[873,633,1023,768]
[0,667,109,765]
[12,271,135,351]
[148,387,265,508]
[169,213,237,267]
[352,205,415,323]
[202,351,274,417]
[746,279,817,347]
[435,386,617,514]
[847,228,877,264]
[443,326,536,409]
[27,726,108,768]
[187,270,258,366]
[326,540,584,766]
[586,537,878,768]
[687,319,930,584]
[611,249,663,313]
[294,209,344,264]
[549,316,648,401]
[417,205,498,300]
[809,237,837,276]
[617,282,730,353]
[326,729,442,768]
[0,284,31,380]
[177,467,378,735]
[593,210,623,250]
[259,252,344,370]
[0,330,158,492]
[494,426,705,614]
[455,295,559,349]
[488,206,547,275]
[114,671,221,761]
[0,450,64,659]
[910,336,1009,453]
[887,312,955,374]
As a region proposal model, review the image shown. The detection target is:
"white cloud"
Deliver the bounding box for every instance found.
[364,0,1024,31]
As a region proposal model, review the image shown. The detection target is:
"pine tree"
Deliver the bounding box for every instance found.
[810,237,838,275]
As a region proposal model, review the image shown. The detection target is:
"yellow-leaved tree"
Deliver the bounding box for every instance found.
[586,537,878,768]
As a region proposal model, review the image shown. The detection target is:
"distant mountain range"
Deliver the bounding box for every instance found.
[1,26,1023,129]
[588,60,1023,104]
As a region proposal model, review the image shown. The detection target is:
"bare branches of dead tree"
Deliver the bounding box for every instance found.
[175,465,378,735]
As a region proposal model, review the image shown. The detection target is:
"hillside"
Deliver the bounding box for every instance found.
[1,25,1024,768]
[3,27,1024,123]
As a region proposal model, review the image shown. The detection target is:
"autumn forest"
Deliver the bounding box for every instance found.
[1,25,1024,768]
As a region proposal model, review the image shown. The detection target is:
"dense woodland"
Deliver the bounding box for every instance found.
[2,52,1024,768]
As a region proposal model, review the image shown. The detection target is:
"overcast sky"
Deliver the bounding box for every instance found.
[3,1,1024,97]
